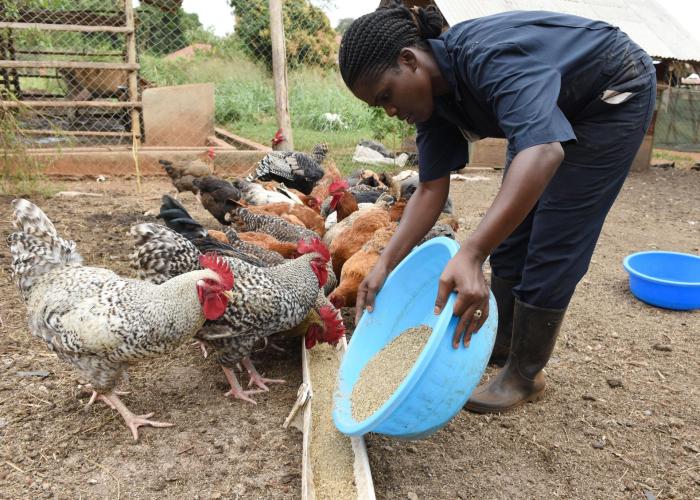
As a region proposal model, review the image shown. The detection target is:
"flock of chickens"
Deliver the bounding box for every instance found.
[7,143,458,441]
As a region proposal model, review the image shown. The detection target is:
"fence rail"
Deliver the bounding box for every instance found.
[1,0,418,178]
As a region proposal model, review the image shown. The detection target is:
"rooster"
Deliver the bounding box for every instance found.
[248,141,328,195]
[157,203,343,349]
[7,199,234,440]
[132,225,334,403]
[160,148,216,196]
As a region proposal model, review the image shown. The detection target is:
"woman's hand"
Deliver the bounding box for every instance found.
[434,246,490,348]
[354,259,390,324]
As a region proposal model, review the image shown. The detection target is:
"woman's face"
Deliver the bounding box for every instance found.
[351,48,435,124]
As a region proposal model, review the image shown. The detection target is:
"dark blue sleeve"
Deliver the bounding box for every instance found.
[416,113,469,182]
[464,42,577,155]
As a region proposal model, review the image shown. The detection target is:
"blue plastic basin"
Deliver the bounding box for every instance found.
[623,251,700,310]
[333,237,497,439]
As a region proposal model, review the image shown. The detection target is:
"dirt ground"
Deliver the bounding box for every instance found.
[1,167,699,499]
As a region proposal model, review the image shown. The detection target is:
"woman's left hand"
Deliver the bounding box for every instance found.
[434,245,490,348]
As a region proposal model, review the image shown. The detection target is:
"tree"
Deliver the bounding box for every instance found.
[335,17,354,34]
[229,0,338,70]
[135,4,203,55]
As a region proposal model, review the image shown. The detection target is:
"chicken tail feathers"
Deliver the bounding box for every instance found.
[130,223,200,284]
[159,195,208,241]
[8,199,82,296]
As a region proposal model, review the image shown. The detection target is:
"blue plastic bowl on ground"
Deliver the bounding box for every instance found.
[623,251,700,310]
[332,237,497,439]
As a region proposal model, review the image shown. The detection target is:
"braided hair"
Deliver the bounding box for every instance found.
[339,1,444,89]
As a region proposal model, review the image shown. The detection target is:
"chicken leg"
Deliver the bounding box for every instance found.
[222,367,264,404]
[97,391,173,441]
[242,358,286,391]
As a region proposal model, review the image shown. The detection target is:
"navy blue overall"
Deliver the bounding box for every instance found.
[416,11,656,309]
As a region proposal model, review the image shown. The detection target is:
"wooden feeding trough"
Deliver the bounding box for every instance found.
[285,337,376,500]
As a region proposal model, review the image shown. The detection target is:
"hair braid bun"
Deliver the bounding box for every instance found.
[411,6,444,39]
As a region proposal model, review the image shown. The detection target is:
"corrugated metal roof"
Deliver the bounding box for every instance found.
[434,0,700,62]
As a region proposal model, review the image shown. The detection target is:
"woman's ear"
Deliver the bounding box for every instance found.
[399,48,419,71]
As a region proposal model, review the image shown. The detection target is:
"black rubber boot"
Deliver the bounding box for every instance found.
[489,275,519,366]
[464,299,566,413]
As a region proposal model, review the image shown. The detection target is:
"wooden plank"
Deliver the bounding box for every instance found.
[0,22,133,33]
[14,49,123,57]
[214,127,271,152]
[16,10,125,27]
[142,83,213,147]
[300,339,316,500]
[268,0,293,151]
[10,148,265,177]
[0,60,139,70]
[207,134,236,149]
[1,100,141,108]
[299,336,376,500]
[18,128,137,138]
[124,0,141,148]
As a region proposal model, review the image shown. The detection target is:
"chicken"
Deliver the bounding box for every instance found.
[277,292,345,349]
[310,157,343,204]
[329,223,396,308]
[325,180,359,222]
[400,174,453,214]
[160,148,216,195]
[346,168,386,188]
[159,195,270,267]
[222,228,288,264]
[231,178,299,206]
[208,229,229,244]
[132,227,332,403]
[323,194,393,246]
[328,207,392,277]
[8,199,234,440]
[328,218,459,308]
[248,143,328,195]
[222,227,337,295]
[244,202,326,236]
[219,229,296,260]
[389,199,407,222]
[191,175,241,225]
[226,204,320,243]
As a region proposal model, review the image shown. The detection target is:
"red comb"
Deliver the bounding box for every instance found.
[296,238,330,263]
[319,305,345,345]
[329,179,349,194]
[198,253,233,289]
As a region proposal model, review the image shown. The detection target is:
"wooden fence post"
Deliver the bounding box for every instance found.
[269,0,293,151]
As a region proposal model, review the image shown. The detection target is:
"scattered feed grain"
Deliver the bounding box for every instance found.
[351,325,432,422]
[309,343,357,499]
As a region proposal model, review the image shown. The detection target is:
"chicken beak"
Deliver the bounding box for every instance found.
[222,290,234,301]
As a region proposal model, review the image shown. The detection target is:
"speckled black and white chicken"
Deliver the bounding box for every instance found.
[225,204,320,243]
[131,223,332,403]
[7,199,234,440]
[247,143,328,195]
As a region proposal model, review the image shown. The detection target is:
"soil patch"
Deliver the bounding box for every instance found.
[1,168,699,499]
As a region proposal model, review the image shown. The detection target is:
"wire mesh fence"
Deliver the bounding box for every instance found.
[654,86,700,152]
[0,0,418,180]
